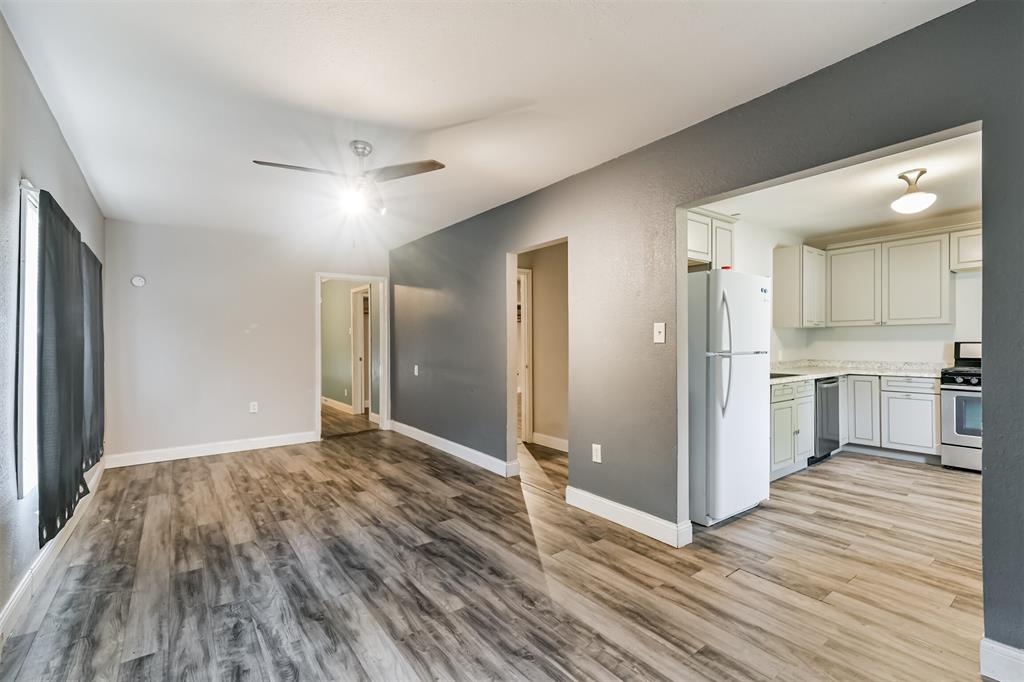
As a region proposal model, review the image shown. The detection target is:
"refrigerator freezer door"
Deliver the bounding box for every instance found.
[708,270,771,354]
[707,351,770,522]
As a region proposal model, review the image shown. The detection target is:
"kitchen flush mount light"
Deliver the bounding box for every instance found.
[890,168,937,214]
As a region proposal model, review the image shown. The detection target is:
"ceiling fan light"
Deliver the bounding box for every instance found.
[339,186,368,215]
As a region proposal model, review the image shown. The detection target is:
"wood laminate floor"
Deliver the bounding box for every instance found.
[321,402,376,438]
[0,435,982,681]
[518,442,569,499]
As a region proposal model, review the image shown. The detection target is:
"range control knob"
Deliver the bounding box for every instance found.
[955,376,965,383]
[970,377,980,385]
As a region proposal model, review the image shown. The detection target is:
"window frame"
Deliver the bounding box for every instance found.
[15,179,40,500]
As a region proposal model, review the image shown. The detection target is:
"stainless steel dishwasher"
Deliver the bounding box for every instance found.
[811,377,840,465]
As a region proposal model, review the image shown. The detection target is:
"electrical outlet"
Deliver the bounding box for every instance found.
[249,401,259,414]
[344,388,348,397]
[414,364,419,376]
[592,443,602,463]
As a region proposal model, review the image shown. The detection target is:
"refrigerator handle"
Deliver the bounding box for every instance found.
[722,289,733,354]
[722,356,733,415]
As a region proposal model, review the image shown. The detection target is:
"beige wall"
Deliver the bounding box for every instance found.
[518,241,568,441]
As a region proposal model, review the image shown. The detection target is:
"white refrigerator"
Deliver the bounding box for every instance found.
[688,270,771,526]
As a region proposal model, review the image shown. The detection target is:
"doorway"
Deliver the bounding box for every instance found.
[316,273,390,438]
[508,239,569,498]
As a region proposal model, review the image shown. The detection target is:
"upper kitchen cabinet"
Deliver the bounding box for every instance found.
[827,244,882,326]
[773,245,825,328]
[881,233,951,325]
[950,227,982,271]
[685,211,712,262]
[684,209,735,267]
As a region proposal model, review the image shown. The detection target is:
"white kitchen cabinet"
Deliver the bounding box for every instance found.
[827,244,882,327]
[771,401,796,472]
[712,220,734,269]
[794,396,815,461]
[880,391,940,454]
[950,227,982,271]
[772,245,825,328]
[881,234,951,325]
[686,212,712,262]
[846,375,881,447]
[838,375,849,446]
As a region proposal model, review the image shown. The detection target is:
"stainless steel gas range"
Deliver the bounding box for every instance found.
[940,342,982,471]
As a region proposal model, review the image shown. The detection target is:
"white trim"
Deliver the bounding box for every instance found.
[0,460,105,652]
[981,638,1024,681]
[530,432,568,452]
[104,431,317,469]
[369,412,380,424]
[517,267,534,443]
[321,396,354,414]
[350,285,369,421]
[315,273,391,441]
[838,445,939,466]
[566,486,693,548]
[390,421,518,477]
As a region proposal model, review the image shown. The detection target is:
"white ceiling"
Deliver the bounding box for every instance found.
[702,130,982,237]
[1,1,968,251]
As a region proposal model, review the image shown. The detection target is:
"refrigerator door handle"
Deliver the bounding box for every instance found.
[722,356,733,415]
[722,289,733,355]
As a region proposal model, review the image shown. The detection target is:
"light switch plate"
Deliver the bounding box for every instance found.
[592,443,602,463]
[653,322,666,344]
[249,401,259,414]
[414,364,420,376]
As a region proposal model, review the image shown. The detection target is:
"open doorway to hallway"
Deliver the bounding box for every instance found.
[319,277,381,437]
[513,240,569,498]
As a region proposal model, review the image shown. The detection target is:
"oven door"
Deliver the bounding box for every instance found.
[941,387,982,448]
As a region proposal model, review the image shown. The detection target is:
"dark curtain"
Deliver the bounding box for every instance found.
[37,191,88,547]
[81,244,104,470]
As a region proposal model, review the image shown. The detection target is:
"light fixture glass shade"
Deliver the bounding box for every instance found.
[890,168,936,214]
[891,190,937,214]
[339,186,368,214]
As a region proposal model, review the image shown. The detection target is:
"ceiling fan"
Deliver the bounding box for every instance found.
[253,140,444,215]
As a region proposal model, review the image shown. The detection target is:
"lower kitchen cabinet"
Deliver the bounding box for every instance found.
[770,380,815,480]
[847,375,881,447]
[880,379,941,454]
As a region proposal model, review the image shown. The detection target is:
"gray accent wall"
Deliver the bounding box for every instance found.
[0,14,105,615]
[390,1,1024,650]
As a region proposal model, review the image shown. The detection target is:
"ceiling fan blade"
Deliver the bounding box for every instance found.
[367,160,445,183]
[252,159,349,178]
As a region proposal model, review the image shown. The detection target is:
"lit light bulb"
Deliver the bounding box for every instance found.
[339,186,368,214]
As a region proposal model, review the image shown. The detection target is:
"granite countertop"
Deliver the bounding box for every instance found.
[769,360,945,385]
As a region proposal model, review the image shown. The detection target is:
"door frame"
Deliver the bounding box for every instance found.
[350,284,370,417]
[517,268,534,443]
[315,273,390,440]
[505,238,567,471]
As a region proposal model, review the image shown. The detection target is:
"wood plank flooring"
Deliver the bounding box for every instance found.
[1,434,982,681]
[518,441,569,499]
[321,402,376,438]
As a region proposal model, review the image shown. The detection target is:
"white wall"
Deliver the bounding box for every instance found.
[785,269,981,364]
[104,219,387,455]
[0,15,105,614]
[732,220,808,361]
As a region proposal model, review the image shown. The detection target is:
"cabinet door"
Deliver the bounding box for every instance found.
[802,246,826,327]
[770,401,796,472]
[881,391,940,454]
[846,375,880,447]
[794,396,815,460]
[950,228,982,271]
[838,376,849,446]
[827,244,882,326]
[687,213,712,262]
[712,220,734,269]
[882,234,950,325]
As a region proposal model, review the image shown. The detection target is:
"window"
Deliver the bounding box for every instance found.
[16,180,39,499]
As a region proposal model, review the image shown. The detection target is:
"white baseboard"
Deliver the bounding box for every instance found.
[839,445,940,467]
[981,637,1024,681]
[104,431,317,469]
[566,486,692,548]
[0,460,106,653]
[321,396,354,414]
[390,421,517,477]
[369,412,380,424]
[530,432,568,452]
